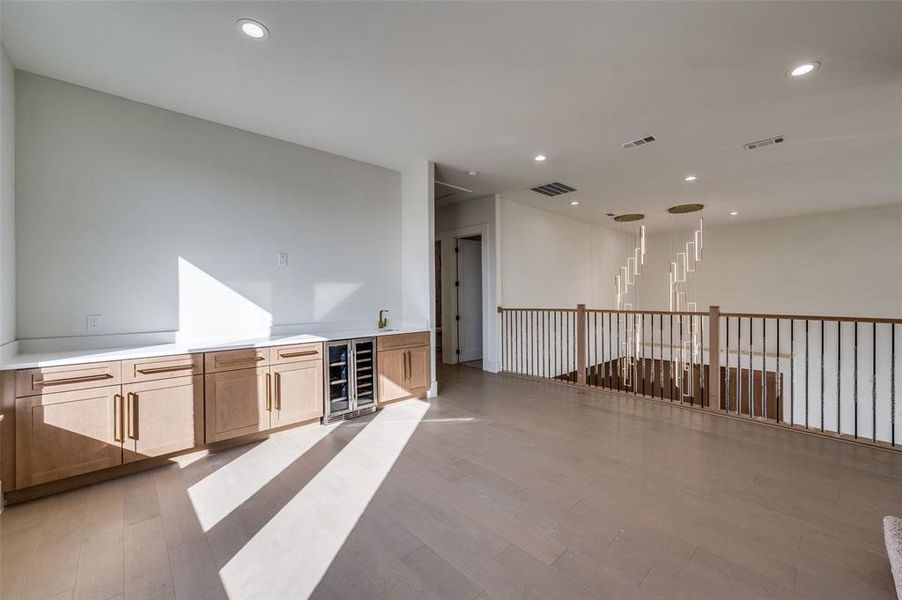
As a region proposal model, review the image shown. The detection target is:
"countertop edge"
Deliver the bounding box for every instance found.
[1,328,431,371]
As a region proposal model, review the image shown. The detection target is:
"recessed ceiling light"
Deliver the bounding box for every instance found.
[788,61,820,77]
[684,175,697,182]
[569,200,579,206]
[237,19,269,39]
[730,211,740,216]
[534,154,547,162]
[467,170,479,177]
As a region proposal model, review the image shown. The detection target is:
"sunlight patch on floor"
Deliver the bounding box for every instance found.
[218,399,429,599]
[188,423,336,531]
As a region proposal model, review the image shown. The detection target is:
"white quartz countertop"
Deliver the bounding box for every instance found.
[1,327,429,370]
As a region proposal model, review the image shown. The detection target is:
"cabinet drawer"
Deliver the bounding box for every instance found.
[122,353,203,383]
[376,331,429,352]
[272,343,323,365]
[16,362,121,397]
[205,347,270,373]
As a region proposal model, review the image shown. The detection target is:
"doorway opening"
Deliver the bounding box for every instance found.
[455,234,483,369]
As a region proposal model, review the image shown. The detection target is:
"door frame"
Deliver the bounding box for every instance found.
[437,224,490,366]
[455,237,483,363]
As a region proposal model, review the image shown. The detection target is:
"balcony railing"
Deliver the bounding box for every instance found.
[498,305,900,452]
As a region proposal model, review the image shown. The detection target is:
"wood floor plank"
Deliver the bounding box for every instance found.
[1,364,899,599]
[123,516,174,600]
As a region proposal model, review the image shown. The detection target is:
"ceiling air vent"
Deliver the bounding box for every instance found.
[744,135,786,150]
[530,181,577,197]
[620,135,656,149]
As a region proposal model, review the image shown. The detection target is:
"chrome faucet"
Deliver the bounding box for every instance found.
[378,309,389,329]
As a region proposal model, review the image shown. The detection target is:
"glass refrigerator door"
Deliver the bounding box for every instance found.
[327,342,351,415]
[353,339,375,407]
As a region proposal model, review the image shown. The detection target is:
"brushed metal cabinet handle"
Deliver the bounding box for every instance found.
[279,350,319,358]
[136,364,195,375]
[218,356,265,366]
[127,392,139,440]
[113,394,124,443]
[37,373,114,387]
[274,372,282,411]
[265,372,272,411]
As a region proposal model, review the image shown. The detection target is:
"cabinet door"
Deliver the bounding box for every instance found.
[122,375,203,463]
[15,385,123,488]
[205,367,270,443]
[271,360,323,428]
[376,348,409,405]
[407,346,430,394]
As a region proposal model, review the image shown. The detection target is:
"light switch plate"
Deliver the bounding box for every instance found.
[87,314,102,332]
[278,252,288,267]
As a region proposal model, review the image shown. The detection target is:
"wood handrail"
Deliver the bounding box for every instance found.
[719,312,902,324]
[497,306,902,324]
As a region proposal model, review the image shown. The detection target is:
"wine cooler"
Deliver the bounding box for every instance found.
[324,338,378,422]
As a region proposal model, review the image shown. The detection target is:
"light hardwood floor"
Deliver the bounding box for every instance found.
[1,364,899,599]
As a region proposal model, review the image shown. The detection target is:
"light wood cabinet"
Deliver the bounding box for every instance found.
[204,366,270,443]
[272,343,323,365]
[16,361,121,397]
[271,360,323,428]
[205,347,270,373]
[122,354,203,384]
[15,385,123,488]
[377,332,429,352]
[2,335,425,496]
[406,345,430,393]
[122,375,203,463]
[377,335,430,405]
[377,349,411,405]
[203,344,324,442]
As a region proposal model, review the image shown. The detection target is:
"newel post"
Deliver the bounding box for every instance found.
[576,304,587,385]
[708,305,721,410]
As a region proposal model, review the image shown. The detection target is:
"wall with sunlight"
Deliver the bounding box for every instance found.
[15,72,403,338]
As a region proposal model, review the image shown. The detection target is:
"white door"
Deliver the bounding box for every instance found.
[457,239,483,362]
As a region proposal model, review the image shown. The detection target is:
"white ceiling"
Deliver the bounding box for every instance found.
[2,1,901,230]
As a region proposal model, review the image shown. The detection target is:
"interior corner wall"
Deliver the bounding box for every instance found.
[499,199,633,309]
[635,204,902,317]
[15,72,404,339]
[0,46,14,346]
[435,194,501,372]
[401,160,437,392]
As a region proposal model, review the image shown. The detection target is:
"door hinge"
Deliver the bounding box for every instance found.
[454,246,459,253]
[455,315,460,321]
[456,349,461,355]
[455,281,460,287]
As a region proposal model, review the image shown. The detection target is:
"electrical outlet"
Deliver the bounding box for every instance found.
[87,314,102,332]
[277,252,288,267]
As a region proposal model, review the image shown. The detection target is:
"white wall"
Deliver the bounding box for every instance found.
[400,160,437,394]
[15,72,405,340]
[435,195,502,371]
[0,46,14,347]
[500,199,633,308]
[636,205,902,317]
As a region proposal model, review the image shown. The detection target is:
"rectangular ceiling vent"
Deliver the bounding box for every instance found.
[531,181,577,197]
[619,135,656,149]
[744,135,786,150]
